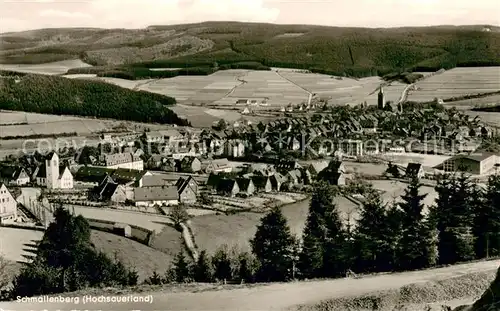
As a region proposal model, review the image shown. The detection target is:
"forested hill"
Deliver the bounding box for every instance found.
[0,72,189,126]
[1,22,499,78]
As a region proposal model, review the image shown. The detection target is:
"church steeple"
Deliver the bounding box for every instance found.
[378,87,385,109]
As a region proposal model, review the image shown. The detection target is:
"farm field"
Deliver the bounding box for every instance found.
[215,70,309,107]
[0,227,174,283]
[442,94,500,110]
[0,59,91,75]
[137,69,247,103]
[278,71,402,106]
[190,196,359,255]
[407,67,500,102]
[464,111,500,127]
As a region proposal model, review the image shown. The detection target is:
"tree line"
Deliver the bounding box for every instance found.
[151,173,500,284]
[4,172,499,299]
[0,73,190,126]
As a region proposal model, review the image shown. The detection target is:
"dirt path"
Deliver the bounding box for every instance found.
[4,260,499,311]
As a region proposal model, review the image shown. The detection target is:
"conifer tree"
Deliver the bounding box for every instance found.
[211,246,233,283]
[432,174,476,265]
[473,175,500,258]
[383,202,404,270]
[397,176,436,270]
[354,192,393,272]
[323,198,349,278]
[250,206,295,282]
[298,181,334,278]
[192,250,213,282]
[173,251,191,283]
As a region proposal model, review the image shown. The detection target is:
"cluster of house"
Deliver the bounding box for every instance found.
[85,167,200,208]
[204,160,346,197]
[76,157,238,207]
[0,152,73,189]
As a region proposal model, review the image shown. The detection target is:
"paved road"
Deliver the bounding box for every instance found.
[2,259,498,311]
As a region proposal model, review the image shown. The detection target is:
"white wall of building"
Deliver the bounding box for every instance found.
[106,160,144,171]
[135,199,178,208]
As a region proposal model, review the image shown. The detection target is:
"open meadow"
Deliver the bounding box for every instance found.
[190,196,359,255]
[407,67,500,102]
[0,59,91,75]
[0,227,175,283]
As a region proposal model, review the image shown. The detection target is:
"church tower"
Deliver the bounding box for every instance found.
[45,152,59,189]
[377,87,385,109]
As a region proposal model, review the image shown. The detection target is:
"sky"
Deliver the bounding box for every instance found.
[0,0,499,33]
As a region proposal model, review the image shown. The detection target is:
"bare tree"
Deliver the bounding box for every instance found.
[170,204,190,228]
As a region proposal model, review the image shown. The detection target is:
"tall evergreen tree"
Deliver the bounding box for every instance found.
[298,182,335,278]
[473,175,500,258]
[354,192,393,272]
[173,251,191,283]
[323,197,348,278]
[250,206,295,282]
[192,250,213,282]
[397,176,436,270]
[432,174,476,265]
[211,246,233,283]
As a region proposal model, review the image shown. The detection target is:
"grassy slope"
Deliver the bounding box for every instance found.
[1,22,499,78]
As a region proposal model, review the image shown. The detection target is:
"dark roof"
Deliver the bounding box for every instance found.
[76,166,115,183]
[217,178,238,193]
[207,173,223,187]
[0,165,26,180]
[251,175,270,188]
[111,168,148,183]
[134,186,178,202]
[75,166,147,184]
[58,166,70,179]
[35,164,47,178]
[236,177,252,190]
[177,176,197,194]
[405,163,423,176]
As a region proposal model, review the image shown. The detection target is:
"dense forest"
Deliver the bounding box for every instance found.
[66,60,270,80]
[0,72,190,125]
[1,22,499,79]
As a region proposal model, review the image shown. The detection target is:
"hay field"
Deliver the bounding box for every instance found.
[0,119,109,138]
[190,197,358,254]
[0,59,91,75]
[407,67,500,102]
[0,110,82,125]
[278,71,399,106]
[215,70,309,107]
[138,70,247,103]
[443,94,500,110]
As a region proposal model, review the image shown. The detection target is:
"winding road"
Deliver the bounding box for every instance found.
[2,259,498,311]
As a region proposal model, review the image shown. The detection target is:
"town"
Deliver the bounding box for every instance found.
[1,14,500,311]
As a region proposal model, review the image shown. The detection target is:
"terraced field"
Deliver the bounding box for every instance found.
[407,67,500,102]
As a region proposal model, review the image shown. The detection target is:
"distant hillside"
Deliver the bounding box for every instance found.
[1,22,499,78]
[0,72,189,126]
